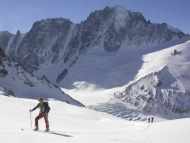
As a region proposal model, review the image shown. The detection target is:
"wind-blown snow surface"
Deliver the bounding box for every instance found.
[0,95,190,143]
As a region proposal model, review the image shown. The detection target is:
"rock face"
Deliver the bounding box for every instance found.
[115,66,190,118]
[16,19,74,72]
[0,31,13,50]
[1,6,189,87]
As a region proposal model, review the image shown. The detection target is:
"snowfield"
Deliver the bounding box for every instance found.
[136,40,190,82]
[0,95,190,143]
[61,40,190,121]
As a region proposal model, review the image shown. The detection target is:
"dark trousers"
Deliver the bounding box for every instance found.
[35,112,49,129]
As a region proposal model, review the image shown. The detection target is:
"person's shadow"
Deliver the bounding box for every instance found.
[48,131,73,137]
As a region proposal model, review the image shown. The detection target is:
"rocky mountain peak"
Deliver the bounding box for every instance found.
[31,18,73,32]
[1,6,189,86]
[0,31,13,50]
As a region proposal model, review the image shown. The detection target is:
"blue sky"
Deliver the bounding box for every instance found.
[0,0,189,33]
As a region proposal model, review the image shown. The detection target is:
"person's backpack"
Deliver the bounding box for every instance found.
[43,102,51,113]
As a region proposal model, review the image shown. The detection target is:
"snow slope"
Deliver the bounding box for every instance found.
[0,95,190,143]
[0,63,83,106]
[63,40,190,120]
[113,40,190,118]
[136,40,190,83]
[62,36,189,89]
[0,50,83,106]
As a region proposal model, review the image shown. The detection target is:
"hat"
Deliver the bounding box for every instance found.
[38,98,44,101]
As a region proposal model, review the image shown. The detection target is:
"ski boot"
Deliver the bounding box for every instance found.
[45,128,49,132]
[33,127,39,131]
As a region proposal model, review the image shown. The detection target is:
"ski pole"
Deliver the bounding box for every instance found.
[30,111,33,129]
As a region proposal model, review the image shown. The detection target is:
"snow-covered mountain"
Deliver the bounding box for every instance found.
[2,6,188,88]
[116,40,190,117]
[1,5,190,143]
[0,47,83,106]
[115,66,190,118]
[0,6,190,120]
[86,40,190,120]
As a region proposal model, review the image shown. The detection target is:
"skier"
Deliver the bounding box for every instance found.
[147,116,154,123]
[29,98,50,131]
[151,117,154,123]
[148,117,151,123]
